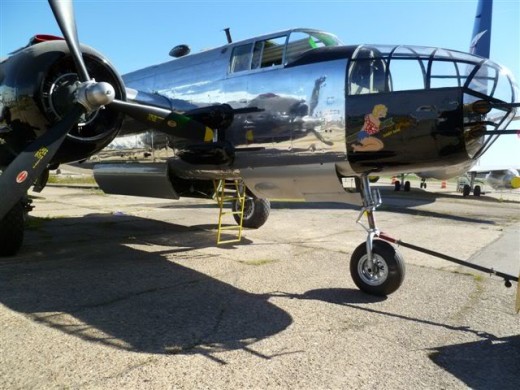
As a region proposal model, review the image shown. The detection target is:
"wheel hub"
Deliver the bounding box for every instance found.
[358,254,388,286]
[242,198,254,219]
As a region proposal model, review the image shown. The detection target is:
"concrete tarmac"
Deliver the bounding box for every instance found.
[0,186,519,389]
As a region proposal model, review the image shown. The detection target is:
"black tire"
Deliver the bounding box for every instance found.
[232,197,270,229]
[350,240,405,296]
[394,180,401,191]
[0,202,25,257]
[473,185,481,197]
[404,181,411,192]
[462,184,471,197]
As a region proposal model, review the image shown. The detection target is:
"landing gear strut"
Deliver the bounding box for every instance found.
[352,175,517,295]
[350,175,405,295]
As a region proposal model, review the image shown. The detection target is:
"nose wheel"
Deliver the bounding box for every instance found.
[350,174,406,295]
[350,240,405,296]
[350,174,518,297]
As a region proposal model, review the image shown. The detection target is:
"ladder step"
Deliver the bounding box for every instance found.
[215,198,245,204]
[214,178,246,245]
[221,211,243,216]
[219,225,241,231]
[220,196,242,202]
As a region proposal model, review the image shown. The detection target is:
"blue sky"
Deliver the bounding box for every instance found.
[1,0,519,167]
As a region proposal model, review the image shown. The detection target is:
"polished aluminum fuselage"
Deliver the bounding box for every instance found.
[121,30,356,201]
[124,29,346,162]
[96,28,517,202]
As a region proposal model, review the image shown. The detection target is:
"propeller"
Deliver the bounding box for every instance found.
[0,0,115,220]
[48,0,89,82]
[0,0,218,220]
[109,101,264,140]
[0,105,86,219]
[109,99,214,141]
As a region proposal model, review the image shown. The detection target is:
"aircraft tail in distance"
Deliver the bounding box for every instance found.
[470,0,493,58]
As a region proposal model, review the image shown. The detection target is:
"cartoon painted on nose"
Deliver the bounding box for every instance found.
[351,104,389,152]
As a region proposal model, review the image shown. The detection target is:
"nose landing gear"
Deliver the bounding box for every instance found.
[350,174,405,296]
[350,175,518,298]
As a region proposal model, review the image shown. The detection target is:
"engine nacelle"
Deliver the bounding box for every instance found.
[0,39,125,167]
[486,169,520,190]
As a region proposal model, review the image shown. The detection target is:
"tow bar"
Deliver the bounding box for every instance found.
[378,232,520,313]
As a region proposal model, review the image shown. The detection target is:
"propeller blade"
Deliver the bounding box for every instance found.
[48,0,90,82]
[110,99,214,141]
[0,104,85,220]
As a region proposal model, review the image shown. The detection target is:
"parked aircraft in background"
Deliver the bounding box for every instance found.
[0,0,518,296]
[458,166,520,196]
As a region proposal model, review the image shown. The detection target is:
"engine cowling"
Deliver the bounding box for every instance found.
[486,169,520,190]
[0,39,125,167]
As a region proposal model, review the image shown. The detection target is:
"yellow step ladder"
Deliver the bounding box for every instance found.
[214,179,246,244]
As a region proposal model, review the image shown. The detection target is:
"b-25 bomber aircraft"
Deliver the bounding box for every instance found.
[0,0,518,297]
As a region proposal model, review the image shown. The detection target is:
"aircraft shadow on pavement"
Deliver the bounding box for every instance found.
[270,287,387,305]
[0,213,292,363]
[112,187,510,226]
[378,204,498,225]
[429,335,520,390]
[270,199,497,226]
[278,288,520,389]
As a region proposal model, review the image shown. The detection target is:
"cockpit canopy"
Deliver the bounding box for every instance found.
[347,44,518,105]
[229,29,341,73]
[347,44,518,160]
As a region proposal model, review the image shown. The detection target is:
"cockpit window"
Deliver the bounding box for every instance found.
[348,47,389,95]
[286,30,341,64]
[255,36,287,68]
[229,30,341,73]
[229,36,287,73]
[230,43,253,73]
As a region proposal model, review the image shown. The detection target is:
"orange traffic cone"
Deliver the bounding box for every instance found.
[441,181,447,189]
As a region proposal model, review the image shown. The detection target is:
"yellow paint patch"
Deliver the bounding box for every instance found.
[204,127,214,142]
[34,147,48,160]
[147,113,164,123]
[32,146,49,168]
[511,176,520,189]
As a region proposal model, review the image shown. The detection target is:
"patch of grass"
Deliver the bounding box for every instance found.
[88,188,106,195]
[48,175,97,185]
[238,259,278,266]
[473,273,485,283]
